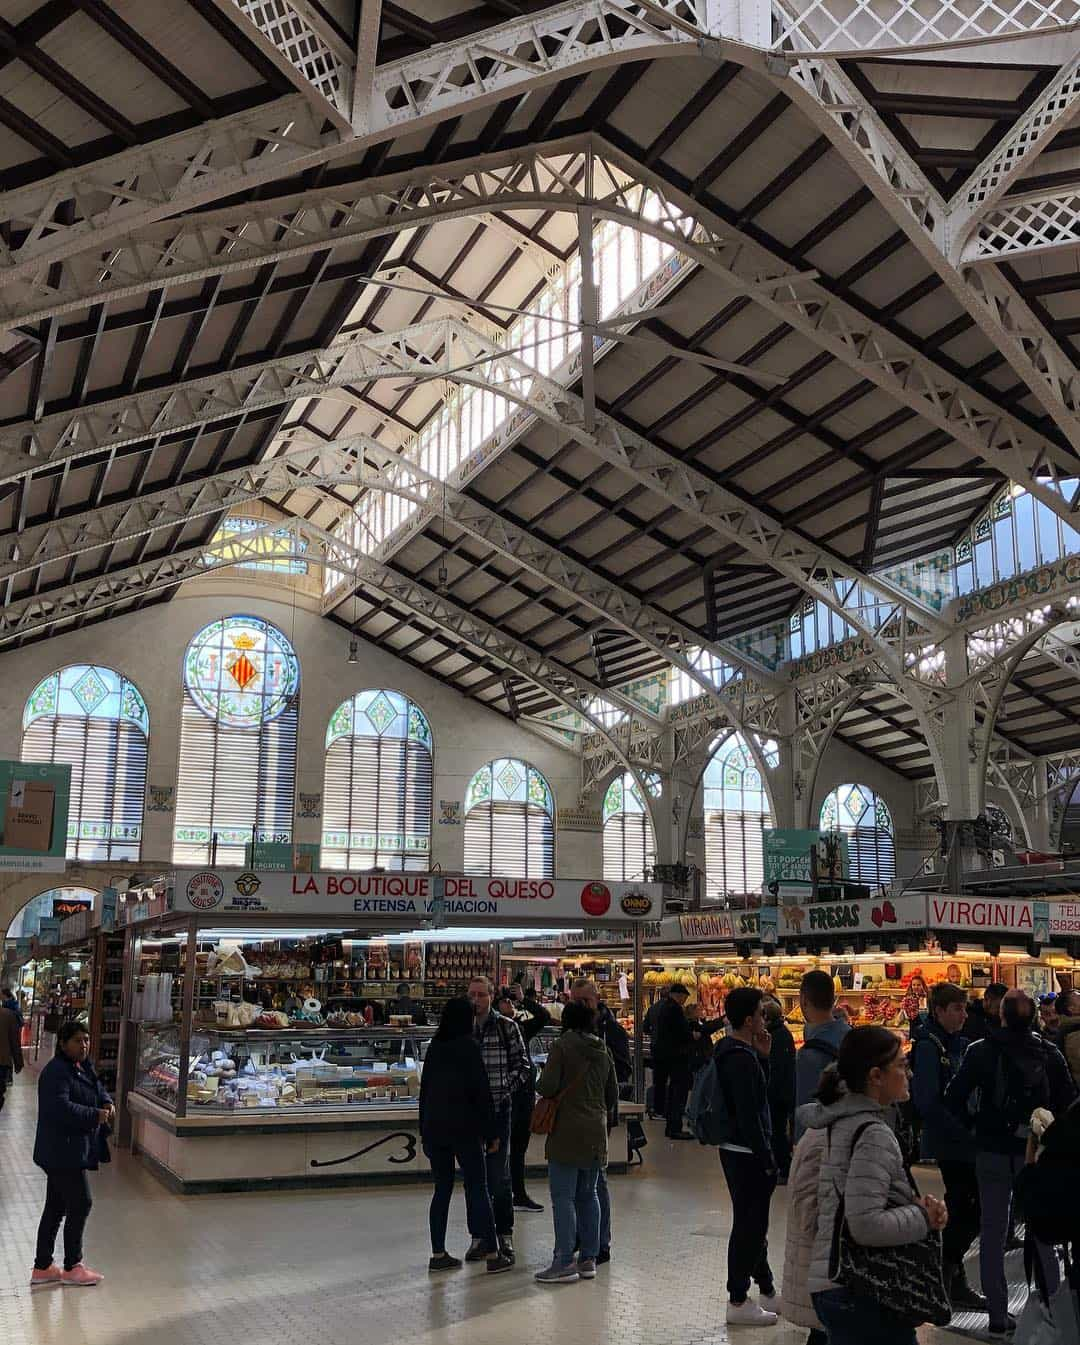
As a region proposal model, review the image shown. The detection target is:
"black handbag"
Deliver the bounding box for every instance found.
[828,1120,952,1328]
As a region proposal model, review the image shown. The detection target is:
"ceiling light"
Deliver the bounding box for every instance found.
[347,639,359,664]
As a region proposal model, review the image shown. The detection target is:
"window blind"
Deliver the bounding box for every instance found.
[837,825,896,887]
[322,735,432,870]
[173,696,298,865]
[704,810,768,902]
[603,812,655,882]
[463,801,554,878]
[22,715,146,861]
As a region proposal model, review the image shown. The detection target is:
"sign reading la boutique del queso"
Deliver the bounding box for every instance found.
[173,870,661,924]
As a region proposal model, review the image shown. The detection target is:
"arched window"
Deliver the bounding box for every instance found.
[702,735,772,902]
[173,615,300,865]
[464,759,554,878]
[22,666,148,861]
[322,690,433,870]
[820,783,896,887]
[603,772,659,882]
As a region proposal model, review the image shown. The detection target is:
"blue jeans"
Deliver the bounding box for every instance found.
[425,1140,497,1254]
[597,1167,611,1253]
[976,1150,1059,1326]
[548,1160,601,1265]
[812,1288,917,1345]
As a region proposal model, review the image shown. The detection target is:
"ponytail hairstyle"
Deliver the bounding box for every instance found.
[816,1025,901,1105]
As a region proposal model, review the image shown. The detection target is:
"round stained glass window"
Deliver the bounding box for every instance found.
[184,615,299,729]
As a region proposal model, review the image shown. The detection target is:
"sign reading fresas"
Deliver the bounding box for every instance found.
[927,896,1033,934]
[776,892,927,938]
[170,870,662,923]
[0,761,71,872]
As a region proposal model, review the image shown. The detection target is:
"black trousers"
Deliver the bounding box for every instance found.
[650,1059,669,1116]
[939,1159,980,1271]
[664,1060,691,1136]
[769,1102,792,1179]
[718,1149,776,1302]
[510,1076,535,1201]
[35,1169,92,1272]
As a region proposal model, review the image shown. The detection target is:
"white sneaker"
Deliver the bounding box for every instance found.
[726,1301,779,1327]
[758,1293,780,1315]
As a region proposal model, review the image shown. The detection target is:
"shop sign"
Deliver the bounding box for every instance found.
[1047,901,1080,937]
[679,911,735,940]
[759,907,778,947]
[928,896,1033,933]
[168,869,663,924]
[52,897,92,920]
[779,893,927,937]
[764,830,847,886]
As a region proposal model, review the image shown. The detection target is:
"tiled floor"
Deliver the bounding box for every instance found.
[0,1077,1034,1345]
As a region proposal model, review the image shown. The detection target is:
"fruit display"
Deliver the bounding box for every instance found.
[855,992,907,1029]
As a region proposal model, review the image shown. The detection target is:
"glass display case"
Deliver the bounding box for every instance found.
[135,1023,434,1115]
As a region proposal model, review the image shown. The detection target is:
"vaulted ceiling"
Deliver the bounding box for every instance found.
[2,1,1080,775]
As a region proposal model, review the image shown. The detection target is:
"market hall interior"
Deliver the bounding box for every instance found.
[4,0,1080,1341]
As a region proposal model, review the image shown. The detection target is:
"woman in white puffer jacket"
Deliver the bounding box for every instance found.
[803,1026,948,1345]
[780,1115,826,1345]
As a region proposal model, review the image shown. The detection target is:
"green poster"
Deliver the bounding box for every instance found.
[0,761,71,872]
[763,829,848,886]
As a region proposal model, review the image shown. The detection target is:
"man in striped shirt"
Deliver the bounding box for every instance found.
[468,976,530,1263]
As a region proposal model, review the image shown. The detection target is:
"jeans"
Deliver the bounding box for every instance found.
[0,1063,11,1112]
[718,1149,776,1302]
[769,1102,792,1179]
[812,1288,917,1345]
[484,1102,514,1237]
[510,1075,535,1201]
[548,1160,600,1266]
[425,1139,498,1254]
[35,1169,93,1272]
[597,1167,611,1253]
[938,1158,980,1272]
[976,1150,1059,1325]
[663,1060,691,1136]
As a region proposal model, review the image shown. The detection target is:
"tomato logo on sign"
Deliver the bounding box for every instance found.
[580,882,611,917]
[187,872,224,910]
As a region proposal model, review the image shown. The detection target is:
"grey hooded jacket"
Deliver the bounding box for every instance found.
[804,1091,930,1295]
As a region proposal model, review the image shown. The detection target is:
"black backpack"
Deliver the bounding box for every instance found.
[990,1038,1051,1138]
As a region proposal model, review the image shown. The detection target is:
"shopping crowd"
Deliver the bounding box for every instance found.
[10,970,1080,1341]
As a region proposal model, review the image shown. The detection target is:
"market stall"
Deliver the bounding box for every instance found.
[122,870,658,1193]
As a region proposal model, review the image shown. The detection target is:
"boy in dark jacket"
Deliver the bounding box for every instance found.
[910,981,985,1310]
[946,989,1077,1335]
[713,987,778,1328]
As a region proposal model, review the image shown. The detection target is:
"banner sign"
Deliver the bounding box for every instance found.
[927,895,1033,934]
[169,870,663,924]
[53,897,92,920]
[677,910,761,941]
[1047,900,1080,937]
[764,830,847,886]
[0,761,70,871]
[778,893,927,938]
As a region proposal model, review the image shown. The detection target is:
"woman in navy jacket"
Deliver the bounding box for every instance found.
[31,1020,114,1288]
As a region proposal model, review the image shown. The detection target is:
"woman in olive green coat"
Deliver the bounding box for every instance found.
[533,1000,618,1285]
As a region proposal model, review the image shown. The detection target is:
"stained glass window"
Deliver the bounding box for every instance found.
[174,616,300,865]
[22,666,148,862]
[322,690,433,870]
[464,759,554,877]
[820,783,896,888]
[702,734,773,902]
[205,516,308,574]
[603,772,659,882]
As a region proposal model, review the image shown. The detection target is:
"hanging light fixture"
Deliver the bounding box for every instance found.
[346,593,359,664]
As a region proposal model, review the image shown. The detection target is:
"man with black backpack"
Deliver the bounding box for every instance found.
[911,981,986,1311]
[946,988,1077,1337]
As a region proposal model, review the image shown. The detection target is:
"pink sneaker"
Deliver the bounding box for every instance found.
[30,1266,62,1288]
[60,1264,103,1287]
